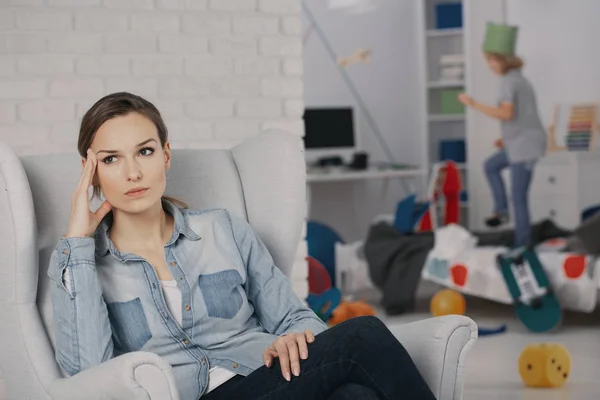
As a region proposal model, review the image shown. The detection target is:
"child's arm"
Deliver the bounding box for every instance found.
[472,101,514,121]
[458,93,514,121]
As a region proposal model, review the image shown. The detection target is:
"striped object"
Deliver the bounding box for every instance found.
[564,104,598,151]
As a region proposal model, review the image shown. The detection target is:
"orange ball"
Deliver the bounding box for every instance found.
[430,289,466,317]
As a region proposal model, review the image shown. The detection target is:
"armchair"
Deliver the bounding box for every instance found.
[0,131,476,399]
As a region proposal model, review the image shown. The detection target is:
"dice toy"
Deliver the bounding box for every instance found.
[518,343,571,388]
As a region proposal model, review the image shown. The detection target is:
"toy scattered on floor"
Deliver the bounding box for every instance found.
[305,222,376,326]
[306,287,342,322]
[418,161,462,232]
[478,324,507,337]
[393,194,430,234]
[430,289,466,317]
[497,247,562,333]
[307,220,345,287]
[338,48,372,68]
[518,343,571,388]
[441,162,461,225]
[306,290,376,326]
[329,300,377,326]
[307,256,333,295]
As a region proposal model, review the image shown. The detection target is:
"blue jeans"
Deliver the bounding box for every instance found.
[202,316,436,400]
[484,151,535,247]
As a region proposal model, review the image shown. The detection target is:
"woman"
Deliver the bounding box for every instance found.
[48,92,436,400]
[459,22,546,247]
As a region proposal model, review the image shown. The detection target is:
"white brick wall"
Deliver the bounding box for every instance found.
[0,0,303,154]
[0,0,308,300]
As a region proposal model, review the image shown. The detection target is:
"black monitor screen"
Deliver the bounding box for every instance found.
[303,107,355,149]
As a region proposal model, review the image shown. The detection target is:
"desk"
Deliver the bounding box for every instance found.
[306,167,427,240]
[306,167,427,183]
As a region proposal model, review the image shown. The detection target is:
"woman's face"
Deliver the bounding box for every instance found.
[88,112,171,214]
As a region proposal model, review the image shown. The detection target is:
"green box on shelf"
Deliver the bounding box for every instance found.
[440,89,465,115]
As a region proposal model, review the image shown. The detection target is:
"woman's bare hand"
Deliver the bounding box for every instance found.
[263,329,315,382]
[66,149,112,238]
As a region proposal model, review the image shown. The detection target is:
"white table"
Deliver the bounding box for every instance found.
[306,167,428,240]
[306,166,427,184]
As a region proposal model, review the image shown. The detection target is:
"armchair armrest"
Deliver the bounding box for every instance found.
[388,315,477,400]
[47,351,179,400]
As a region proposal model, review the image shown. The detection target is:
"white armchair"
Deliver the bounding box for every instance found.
[0,131,477,400]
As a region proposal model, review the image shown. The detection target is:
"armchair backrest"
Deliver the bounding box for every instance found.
[0,131,306,400]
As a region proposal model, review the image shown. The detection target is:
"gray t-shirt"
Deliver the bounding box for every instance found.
[498,69,547,163]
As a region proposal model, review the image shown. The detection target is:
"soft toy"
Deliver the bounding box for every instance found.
[329,300,377,326]
[417,161,462,232]
[442,162,461,225]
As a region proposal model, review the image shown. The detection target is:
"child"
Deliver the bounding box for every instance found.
[458,22,546,247]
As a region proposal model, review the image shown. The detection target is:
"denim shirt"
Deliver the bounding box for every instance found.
[47,200,327,400]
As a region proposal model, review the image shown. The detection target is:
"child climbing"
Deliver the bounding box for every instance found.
[458,22,546,247]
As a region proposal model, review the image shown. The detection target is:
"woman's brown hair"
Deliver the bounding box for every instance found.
[486,52,524,73]
[79,92,187,208]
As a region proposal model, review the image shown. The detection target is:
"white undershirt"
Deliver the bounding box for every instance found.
[159,280,237,393]
[62,270,236,393]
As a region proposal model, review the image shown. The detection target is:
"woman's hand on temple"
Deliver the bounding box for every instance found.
[263,329,315,382]
[66,149,112,238]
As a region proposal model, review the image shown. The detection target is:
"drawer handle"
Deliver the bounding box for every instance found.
[548,176,556,184]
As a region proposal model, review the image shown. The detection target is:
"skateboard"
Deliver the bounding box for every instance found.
[496,247,562,333]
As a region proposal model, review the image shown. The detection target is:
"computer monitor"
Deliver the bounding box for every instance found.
[303,107,358,164]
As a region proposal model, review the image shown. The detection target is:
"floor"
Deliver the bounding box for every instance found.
[2,295,599,400]
[376,289,600,400]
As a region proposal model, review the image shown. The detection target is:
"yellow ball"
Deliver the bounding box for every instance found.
[430,289,466,317]
[518,343,571,388]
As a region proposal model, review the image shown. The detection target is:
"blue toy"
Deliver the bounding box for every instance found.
[393,194,430,234]
[306,221,344,287]
[582,204,600,222]
[306,287,342,322]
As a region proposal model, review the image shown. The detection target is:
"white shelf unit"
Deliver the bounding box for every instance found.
[417,0,468,228]
[428,114,465,122]
[418,0,467,168]
[426,27,463,38]
[427,80,465,88]
[417,0,506,229]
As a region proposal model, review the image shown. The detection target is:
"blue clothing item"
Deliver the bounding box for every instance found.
[47,200,327,400]
[484,150,535,247]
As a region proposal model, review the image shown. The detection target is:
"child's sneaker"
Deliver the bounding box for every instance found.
[485,214,508,228]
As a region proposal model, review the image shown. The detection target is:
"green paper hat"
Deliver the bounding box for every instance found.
[483,22,518,56]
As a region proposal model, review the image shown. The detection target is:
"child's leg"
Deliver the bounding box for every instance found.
[484,151,510,225]
[510,161,535,247]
